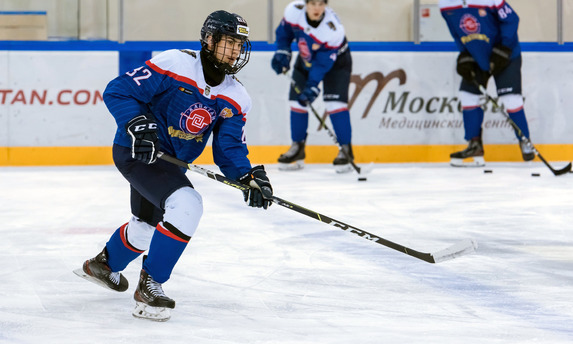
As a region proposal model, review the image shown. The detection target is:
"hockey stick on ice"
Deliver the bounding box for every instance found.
[158,152,477,263]
[286,74,371,176]
[473,80,572,176]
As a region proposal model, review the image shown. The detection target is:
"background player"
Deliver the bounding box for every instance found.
[440,0,535,167]
[271,0,353,172]
[75,10,273,321]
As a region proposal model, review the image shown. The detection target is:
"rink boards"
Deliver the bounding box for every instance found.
[0,42,572,165]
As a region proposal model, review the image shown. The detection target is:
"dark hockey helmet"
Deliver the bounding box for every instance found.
[200,10,251,74]
[306,0,328,3]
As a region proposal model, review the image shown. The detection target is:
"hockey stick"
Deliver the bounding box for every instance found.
[286,74,369,175]
[157,152,477,263]
[473,80,572,176]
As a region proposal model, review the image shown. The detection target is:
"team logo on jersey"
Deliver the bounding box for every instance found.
[219,107,234,118]
[298,38,312,62]
[168,126,203,142]
[459,14,480,34]
[180,103,216,135]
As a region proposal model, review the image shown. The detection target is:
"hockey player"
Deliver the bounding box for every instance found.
[75,10,273,321]
[271,0,353,172]
[440,0,535,166]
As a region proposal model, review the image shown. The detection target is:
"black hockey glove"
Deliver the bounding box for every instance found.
[456,51,489,86]
[271,49,292,74]
[126,114,160,164]
[239,165,273,209]
[490,45,512,76]
[297,85,320,106]
[456,51,479,82]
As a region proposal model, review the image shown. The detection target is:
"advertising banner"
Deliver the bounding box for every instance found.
[1,49,572,164]
[240,51,573,146]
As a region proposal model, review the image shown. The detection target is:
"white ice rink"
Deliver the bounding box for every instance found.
[1,161,573,343]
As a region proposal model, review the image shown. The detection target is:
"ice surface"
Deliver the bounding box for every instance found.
[1,162,572,343]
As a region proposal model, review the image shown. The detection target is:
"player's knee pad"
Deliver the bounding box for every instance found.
[289,100,307,113]
[459,91,482,109]
[163,186,203,238]
[126,216,155,251]
[324,101,348,114]
[499,94,524,112]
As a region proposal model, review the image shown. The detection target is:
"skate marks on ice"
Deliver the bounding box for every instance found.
[0,163,573,343]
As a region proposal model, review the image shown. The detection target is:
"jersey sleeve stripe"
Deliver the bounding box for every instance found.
[146,59,245,111]
[218,94,244,119]
[494,0,506,9]
[145,60,206,96]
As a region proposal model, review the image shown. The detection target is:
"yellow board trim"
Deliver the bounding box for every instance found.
[1,144,572,166]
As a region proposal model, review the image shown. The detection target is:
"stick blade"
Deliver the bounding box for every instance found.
[431,239,478,263]
[358,162,375,176]
[553,162,572,176]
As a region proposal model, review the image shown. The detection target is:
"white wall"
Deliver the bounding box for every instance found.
[0,0,570,42]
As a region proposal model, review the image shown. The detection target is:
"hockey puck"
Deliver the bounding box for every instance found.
[531,173,540,177]
[484,169,492,174]
[358,177,367,181]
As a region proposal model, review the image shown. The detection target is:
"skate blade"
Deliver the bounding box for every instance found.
[73,268,127,292]
[132,302,171,322]
[334,164,354,174]
[278,161,304,171]
[450,156,485,167]
[74,268,114,291]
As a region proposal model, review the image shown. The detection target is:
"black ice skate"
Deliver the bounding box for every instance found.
[519,140,535,161]
[333,144,354,174]
[450,137,485,167]
[278,140,305,171]
[74,247,129,292]
[132,269,175,322]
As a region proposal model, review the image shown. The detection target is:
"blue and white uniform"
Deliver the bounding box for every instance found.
[440,0,530,141]
[106,49,252,180]
[440,0,520,72]
[275,0,352,146]
[277,0,347,93]
[102,49,255,284]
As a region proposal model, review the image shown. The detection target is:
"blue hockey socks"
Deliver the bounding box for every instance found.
[143,222,190,284]
[462,106,484,141]
[508,108,530,139]
[290,109,308,142]
[329,110,352,145]
[105,223,144,272]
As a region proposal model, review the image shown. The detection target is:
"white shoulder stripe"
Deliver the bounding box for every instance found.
[148,49,251,115]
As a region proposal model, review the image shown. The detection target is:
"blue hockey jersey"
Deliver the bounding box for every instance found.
[275,0,347,88]
[103,49,253,180]
[439,0,521,72]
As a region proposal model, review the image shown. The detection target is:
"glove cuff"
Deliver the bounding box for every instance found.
[276,49,291,57]
[125,114,154,131]
[492,45,511,59]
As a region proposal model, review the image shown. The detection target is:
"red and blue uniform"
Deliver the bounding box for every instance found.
[103,49,254,283]
[274,0,353,145]
[105,49,252,180]
[440,0,530,142]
